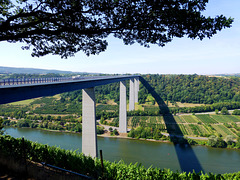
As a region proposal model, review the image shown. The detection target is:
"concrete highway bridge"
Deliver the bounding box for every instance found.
[0,75,140,157]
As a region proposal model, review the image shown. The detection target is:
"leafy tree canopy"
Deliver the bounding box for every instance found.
[0,118,4,135]
[221,107,229,115]
[0,0,233,58]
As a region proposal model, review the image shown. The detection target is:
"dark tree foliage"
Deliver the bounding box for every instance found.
[0,118,4,135]
[232,109,240,115]
[61,82,121,104]
[0,0,233,58]
[142,74,240,104]
[59,74,240,105]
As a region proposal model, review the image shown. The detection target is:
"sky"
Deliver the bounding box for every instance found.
[0,0,240,75]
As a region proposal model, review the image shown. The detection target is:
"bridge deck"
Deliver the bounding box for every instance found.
[0,75,140,104]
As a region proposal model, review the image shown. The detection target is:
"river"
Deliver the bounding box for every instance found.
[4,127,240,174]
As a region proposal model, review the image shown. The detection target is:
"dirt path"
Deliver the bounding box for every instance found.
[177,109,240,116]
[161,133,208,140]
[97,122,209,141]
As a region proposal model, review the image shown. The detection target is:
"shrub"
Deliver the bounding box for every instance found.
[1,135,239,179]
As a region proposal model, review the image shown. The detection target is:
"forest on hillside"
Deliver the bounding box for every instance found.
[60,74,240,105]
[1,73,240,149]
[139,74,240,104]
[1,73,239,105]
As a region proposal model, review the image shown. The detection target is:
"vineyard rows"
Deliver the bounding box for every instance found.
[211,115,240,123]
[122,114,240,138]
[181,115,199,123]
[211,125,237,138]
[174,116,186,123]
[195,114,218,124]
[1,135,239,179]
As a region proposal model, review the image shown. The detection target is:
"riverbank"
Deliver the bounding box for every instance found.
[98,132,173,145]
[3,127,240,174]
[2,134,240,179]
[5,125,240,150]
[4,125,178,142]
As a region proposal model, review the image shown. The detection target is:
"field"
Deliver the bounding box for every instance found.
[135,104,144,111]
[178,124,188,135]
[181,115,199,123]
[211,124,237,138]
[236,116,240,121]
[195,114,218,124]
[167,102,207,108]
[8,98,37,105]
[210,115,230,123]
[96,104,118,112]
[163,115,177,124]
[142,101,206,110]
[183,124,194,136]
[142,105,159,111]
[174,116,186,123]
[122,114,240,139]
[3,94,240,140]
[211,115,240,123]
[222,115,240,122]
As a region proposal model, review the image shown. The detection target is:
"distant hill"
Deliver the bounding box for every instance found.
[213,73,240,77]
[0,66,84,74]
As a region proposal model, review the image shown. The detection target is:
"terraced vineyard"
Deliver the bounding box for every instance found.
[178,124,188,135]
[128,116,166,130]
[236,116,240,121]
[210,115,230,123]
[196,124,210,136]
[149,116,158,124]
[123,114,240,139]
[143,105,159,111]
[189,124,200,136]
[174,116,186,123]
[181,115,199,123]
[223,115,240,122]
[157,116,164,123]
[184,124,194,136]
[211,115,240,123]
[202,124,214,134]
[163,115,177,124]
[96,104,118,112]
[211,124,237,137]
[195,114,218,124]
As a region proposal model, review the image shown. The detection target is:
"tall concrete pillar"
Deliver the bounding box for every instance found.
[119,81,127,133]
[129,79,135,111]
[82,87,98,158]
[134,78,139,103]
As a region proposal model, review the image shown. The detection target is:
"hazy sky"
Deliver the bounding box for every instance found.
[0,0,239,74]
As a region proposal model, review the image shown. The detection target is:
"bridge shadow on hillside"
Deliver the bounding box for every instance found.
[139,77,204,173]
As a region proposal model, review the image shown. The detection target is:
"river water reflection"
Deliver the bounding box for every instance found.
[4,127,240,174]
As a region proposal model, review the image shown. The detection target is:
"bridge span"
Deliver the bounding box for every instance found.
[0,75,140,157]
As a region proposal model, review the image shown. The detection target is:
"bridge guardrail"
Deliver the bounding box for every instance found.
[0,75,139,86]
[0,77,73,86]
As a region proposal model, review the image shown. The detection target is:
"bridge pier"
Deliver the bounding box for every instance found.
[119,81,127,133]
[0,75,140,158]
[129,79,135,111]
[82,87,98,158]
[129,78,139,111]
[134,78,139,103]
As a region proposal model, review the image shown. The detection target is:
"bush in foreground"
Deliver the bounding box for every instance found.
[0,135,240,179]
